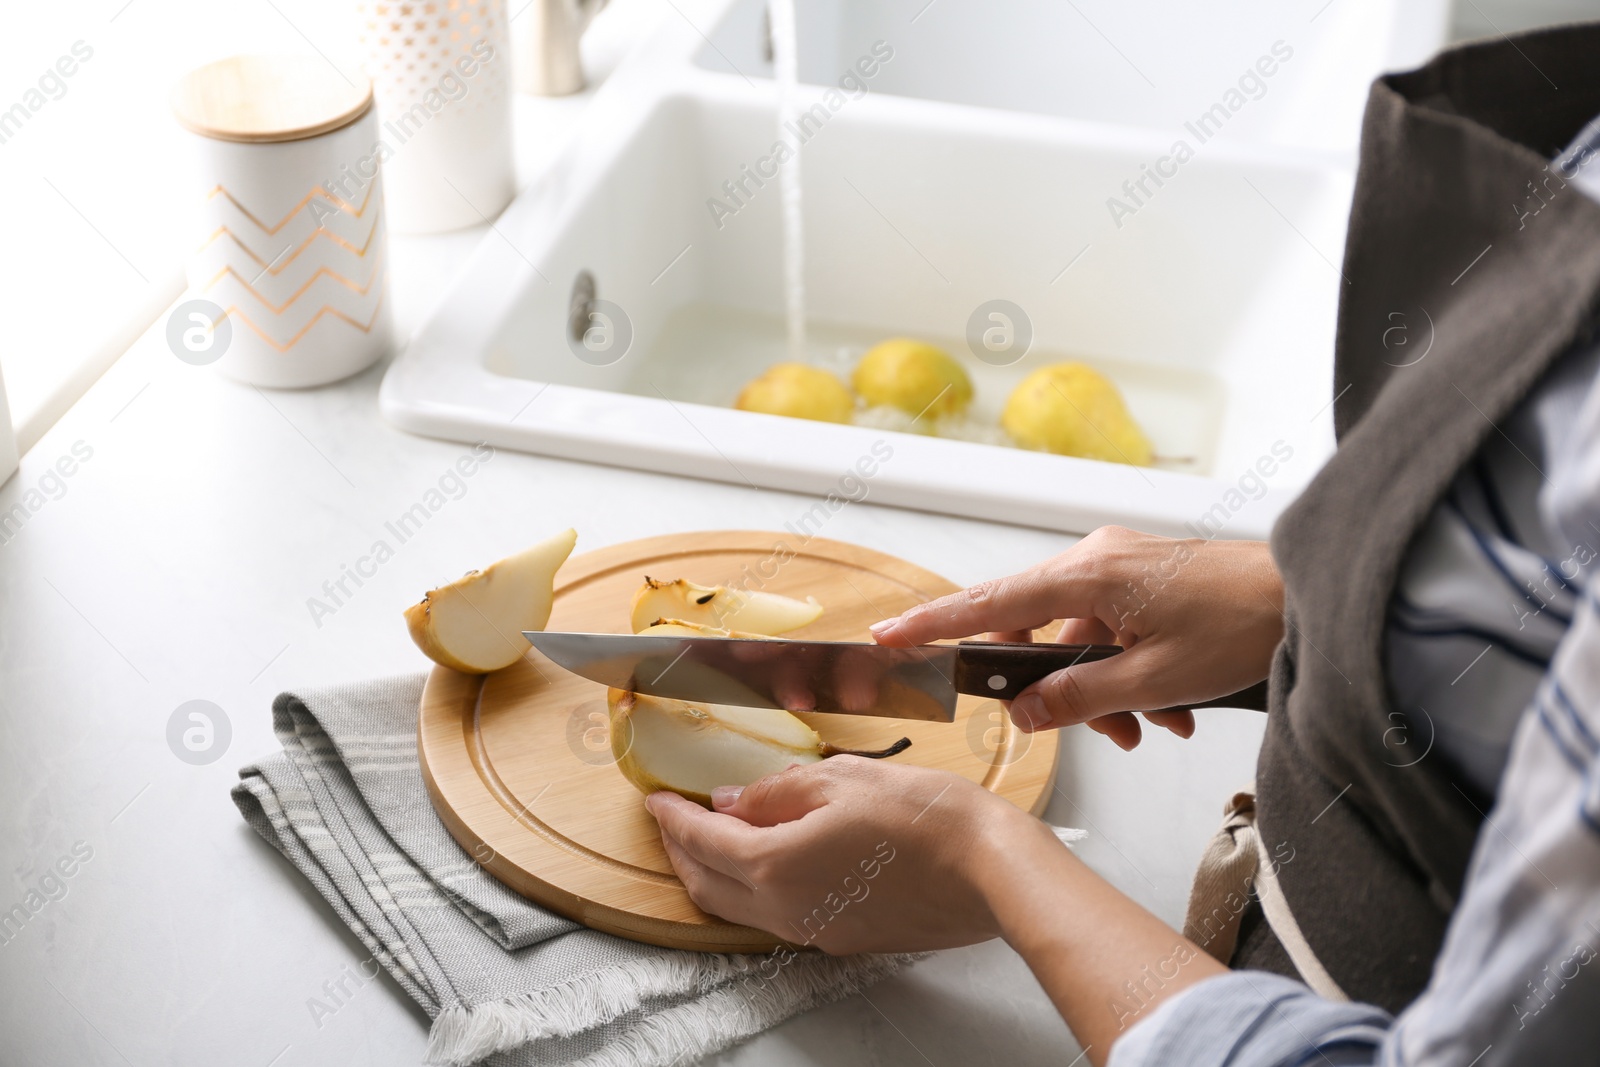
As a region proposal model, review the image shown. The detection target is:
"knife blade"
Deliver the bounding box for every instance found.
[522,632,1269,722]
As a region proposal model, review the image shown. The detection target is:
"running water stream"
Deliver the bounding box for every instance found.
[768,0,808,361]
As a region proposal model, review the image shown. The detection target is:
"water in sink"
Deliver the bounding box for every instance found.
[631,301,1227,476]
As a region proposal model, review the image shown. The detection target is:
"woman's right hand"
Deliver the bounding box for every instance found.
[869,526,1285,749]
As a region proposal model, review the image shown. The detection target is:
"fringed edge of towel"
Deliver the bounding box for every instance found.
[568,951,925,1067]
[425,949,924,1067]
[425,952,750,1065]
[425,826,1081,1065]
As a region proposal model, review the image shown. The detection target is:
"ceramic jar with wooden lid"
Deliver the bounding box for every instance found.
[171,55,393,388]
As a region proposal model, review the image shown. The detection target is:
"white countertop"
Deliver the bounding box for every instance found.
[0,8,1267,1065]
[0,242,1268,1067]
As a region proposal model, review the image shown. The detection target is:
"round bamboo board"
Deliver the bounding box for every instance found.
[418,531,1060,953]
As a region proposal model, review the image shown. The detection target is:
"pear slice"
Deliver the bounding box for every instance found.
[404,528,577,674]
[629,578,822,635]
[610,689,911,807]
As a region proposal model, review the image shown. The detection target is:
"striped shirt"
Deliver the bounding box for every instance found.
[1110,121,1600,1067]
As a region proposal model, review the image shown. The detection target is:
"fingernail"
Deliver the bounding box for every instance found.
[869,618,898,637]
[644,793,662,815]
[1011,693,1053,732]
[710,786,743,810]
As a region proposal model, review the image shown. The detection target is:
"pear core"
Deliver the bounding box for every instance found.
[629,577,822,635]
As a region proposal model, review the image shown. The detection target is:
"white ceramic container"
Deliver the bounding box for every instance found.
[173,55,394,388]
[355,0,515,232]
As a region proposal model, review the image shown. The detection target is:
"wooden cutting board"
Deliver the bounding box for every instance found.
[418,531,1060,953]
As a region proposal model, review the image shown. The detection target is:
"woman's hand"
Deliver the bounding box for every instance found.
[645,757,1025,954]
[649,757,1228,1066]
[870,526,1285,748]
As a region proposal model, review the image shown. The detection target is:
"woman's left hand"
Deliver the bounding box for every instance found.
[645,756,1038,954]
[649,756,1228,1066]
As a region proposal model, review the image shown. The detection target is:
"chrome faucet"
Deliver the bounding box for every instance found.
[515,0,610,96]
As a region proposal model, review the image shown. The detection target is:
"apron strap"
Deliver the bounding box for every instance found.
[1182,785,1349,1002]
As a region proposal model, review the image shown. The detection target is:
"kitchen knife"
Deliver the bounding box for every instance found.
[523,632,1269,722]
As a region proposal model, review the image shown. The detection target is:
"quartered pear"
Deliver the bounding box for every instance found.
[404,527,577,673]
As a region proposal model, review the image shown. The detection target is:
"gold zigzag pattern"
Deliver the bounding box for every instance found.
[204,179,379,236]
[220,285,388,353]
[201,247,386,314]
[197,211,382,276]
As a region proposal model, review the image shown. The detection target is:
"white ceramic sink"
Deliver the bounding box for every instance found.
[381,0,1449,538]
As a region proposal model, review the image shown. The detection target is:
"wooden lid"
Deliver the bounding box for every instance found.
[172,55,373,144]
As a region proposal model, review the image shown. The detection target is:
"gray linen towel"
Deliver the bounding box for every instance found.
[231,674,920,1066]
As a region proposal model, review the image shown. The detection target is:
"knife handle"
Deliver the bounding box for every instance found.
[953,640,1269,712]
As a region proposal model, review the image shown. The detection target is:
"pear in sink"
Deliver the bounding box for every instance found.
[629,578,821,635]
[1002,362,1153,466]
[735,363,855,424]
[404,528,577,673]
[853,338,972,420]
[609,689,911,807]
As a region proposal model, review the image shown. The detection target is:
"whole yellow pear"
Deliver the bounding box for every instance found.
[735,363,855,423]
[1002,362,1153,466]
[852,338,972,419]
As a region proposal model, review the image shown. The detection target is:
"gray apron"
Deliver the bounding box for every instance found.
[1235,23,1600,1013]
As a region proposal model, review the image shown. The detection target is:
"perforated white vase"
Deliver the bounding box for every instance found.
[354,0,516,233]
